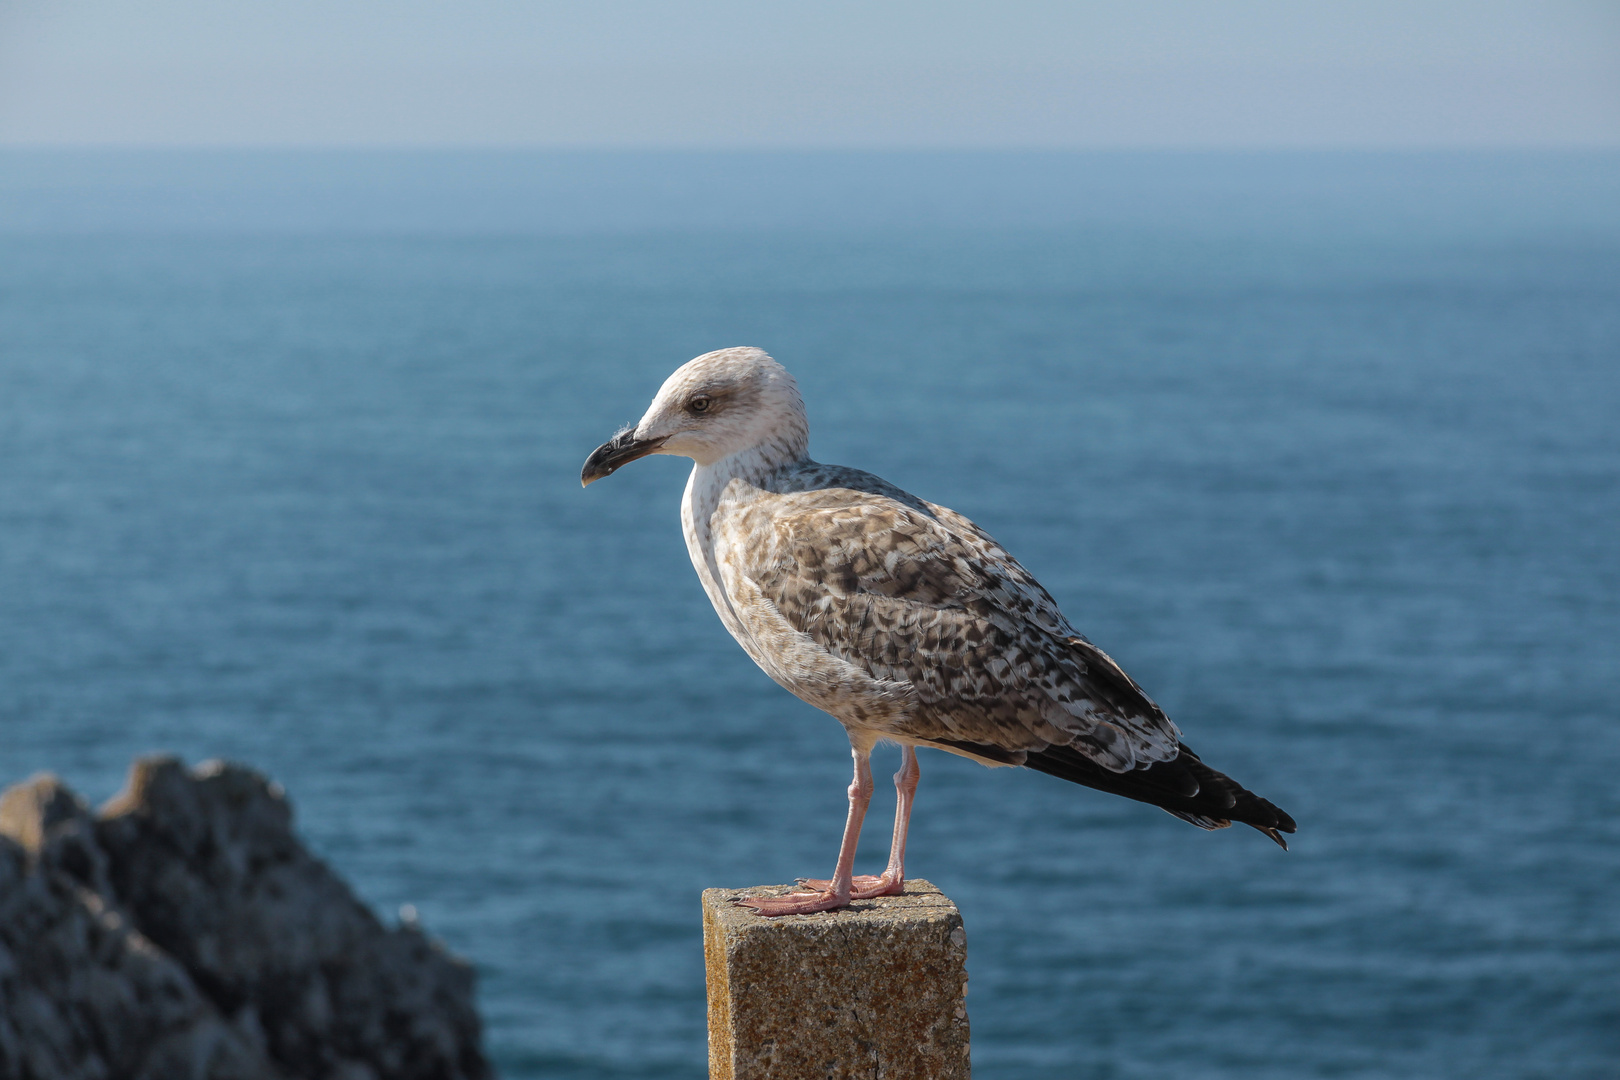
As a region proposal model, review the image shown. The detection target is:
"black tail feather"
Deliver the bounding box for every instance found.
[1022,741,1297,847]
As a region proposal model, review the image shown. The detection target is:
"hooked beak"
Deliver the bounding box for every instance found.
[580,428,668,487]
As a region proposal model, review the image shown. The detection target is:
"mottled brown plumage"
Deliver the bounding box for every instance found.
[716,460,1294,844]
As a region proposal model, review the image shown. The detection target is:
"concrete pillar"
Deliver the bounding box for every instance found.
[701,880,970,1080]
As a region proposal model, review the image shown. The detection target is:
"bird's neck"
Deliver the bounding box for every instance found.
[680,440,808,638]
[707,437,805,485]
[683,441,805,543]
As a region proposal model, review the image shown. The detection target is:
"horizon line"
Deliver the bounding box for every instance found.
[4,142,1619,154]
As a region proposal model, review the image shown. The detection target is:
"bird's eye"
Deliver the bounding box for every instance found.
[689,395,711,414]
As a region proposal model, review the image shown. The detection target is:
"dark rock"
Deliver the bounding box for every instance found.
[0,759,490,1080]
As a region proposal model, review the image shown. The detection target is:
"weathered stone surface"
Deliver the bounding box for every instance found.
[702,880,970,1080]
[0,758,489,1080]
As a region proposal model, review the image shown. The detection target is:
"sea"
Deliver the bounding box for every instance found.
[2,150,1617,1079]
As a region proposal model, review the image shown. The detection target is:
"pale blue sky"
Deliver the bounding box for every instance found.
[1,0,1616,146]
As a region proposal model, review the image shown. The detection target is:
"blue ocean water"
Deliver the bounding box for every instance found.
[2,152,1618,1079]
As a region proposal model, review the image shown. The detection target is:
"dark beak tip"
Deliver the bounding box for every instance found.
[581,431,664,489]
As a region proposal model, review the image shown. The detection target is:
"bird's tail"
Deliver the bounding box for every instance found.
[1023,741,1296,849]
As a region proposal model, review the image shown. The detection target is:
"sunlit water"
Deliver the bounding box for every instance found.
[2,152,1617,1078]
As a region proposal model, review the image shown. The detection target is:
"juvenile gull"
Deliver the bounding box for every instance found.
[582,347,1295,916]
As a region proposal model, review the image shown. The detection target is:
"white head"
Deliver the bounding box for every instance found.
[581,347,809,484]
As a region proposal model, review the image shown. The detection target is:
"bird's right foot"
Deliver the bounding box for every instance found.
[733,889,848,916]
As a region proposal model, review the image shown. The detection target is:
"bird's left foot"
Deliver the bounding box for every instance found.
[796,872,904,899]
[733,889,847,916]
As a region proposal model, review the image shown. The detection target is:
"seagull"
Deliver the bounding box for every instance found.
[582,347,1295,916]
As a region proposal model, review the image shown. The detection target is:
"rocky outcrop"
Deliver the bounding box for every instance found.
[0,758,489,1080]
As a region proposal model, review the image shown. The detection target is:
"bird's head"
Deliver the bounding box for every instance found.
[581,347,808,485]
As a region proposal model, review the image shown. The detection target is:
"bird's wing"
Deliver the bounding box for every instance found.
[722,478,1181,772]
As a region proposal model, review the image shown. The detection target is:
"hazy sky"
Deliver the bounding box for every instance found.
[1,0,1617,147]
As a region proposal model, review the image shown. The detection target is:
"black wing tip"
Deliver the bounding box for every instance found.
[1242,795,1296,850]
[1022,742,1297,849]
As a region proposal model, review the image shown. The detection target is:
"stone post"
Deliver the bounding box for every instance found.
[701,880,970,1080]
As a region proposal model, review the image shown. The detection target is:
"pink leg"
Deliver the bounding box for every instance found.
[735,746,874,916]
[798,744,919,900]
